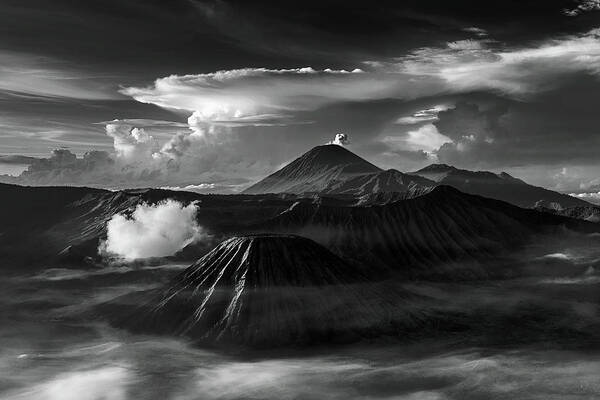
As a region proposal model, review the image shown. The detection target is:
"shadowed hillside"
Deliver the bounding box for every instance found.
[114,234,417,348]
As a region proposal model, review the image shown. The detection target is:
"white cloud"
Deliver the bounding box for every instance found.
[395,105,451,125]
[105,124,159,163]
[160,183,241,193]
[564,0,600,16]
[119,29,600,133]
[8,29,600,190]
[383,123,452,153]
[400,28,600,96]
[462,27,488,37]
[99,200,205,260]
[327,133,350,146]
[447,39,484,50]
[121,67,430,127]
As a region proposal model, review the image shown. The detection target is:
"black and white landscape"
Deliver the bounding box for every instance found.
[2,2,600,399]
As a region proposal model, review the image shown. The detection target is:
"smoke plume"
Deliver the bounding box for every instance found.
[328,133,349,146]
[100,200,204,260]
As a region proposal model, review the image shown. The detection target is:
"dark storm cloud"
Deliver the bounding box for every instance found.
[2,0,597,78]
[434,78,600,169]
[191,0,600,63]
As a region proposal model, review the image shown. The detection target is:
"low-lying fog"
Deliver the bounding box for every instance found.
[2,232,600,399]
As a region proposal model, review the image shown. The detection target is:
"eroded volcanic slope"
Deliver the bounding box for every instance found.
[2,181,598,278]
[0,183,136,268]
[0,183,297,270]
[255,186,600,279]
[242,144,382,194]
[117,234,416,347]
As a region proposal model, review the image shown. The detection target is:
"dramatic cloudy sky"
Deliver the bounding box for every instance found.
[1,0,599,197]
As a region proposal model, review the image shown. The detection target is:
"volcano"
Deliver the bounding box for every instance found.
[119,234,414,348]
[242,144,381,194]
[411,164,590,208]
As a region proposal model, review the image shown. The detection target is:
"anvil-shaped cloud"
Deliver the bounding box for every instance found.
[121,29,600,128]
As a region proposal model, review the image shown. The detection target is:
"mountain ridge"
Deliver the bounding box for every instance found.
[411,164,588,208]
[242,145,591,209]
[256,185,599,278]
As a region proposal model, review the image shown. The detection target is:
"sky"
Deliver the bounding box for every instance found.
[0,0,599,198]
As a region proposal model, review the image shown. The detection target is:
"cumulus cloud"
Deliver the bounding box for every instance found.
[0,116,275,190]
[383,124,452,154]
[99,200,205,261]
[328,133,349,146]
[106,124,159,163]
[8,149,116,186]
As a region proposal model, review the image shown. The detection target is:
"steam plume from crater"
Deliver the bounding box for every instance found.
[99,200,204,261]
[328,133,349,146]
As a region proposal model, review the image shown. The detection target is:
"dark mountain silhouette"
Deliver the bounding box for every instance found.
[0,183,134,269]
[101,229,600,349]
[411,164,589,208]
[243,144,381,194]
[258,186,600,279]
[0,182,310,270]
[116,234,415,347]
[2,181,599,277]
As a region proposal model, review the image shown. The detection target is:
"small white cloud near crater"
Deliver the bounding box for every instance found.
[99,200,205,261]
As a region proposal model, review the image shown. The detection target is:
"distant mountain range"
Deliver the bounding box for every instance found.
[244,144,590,209]
[1,143,596,275]
[410,164,588,208]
